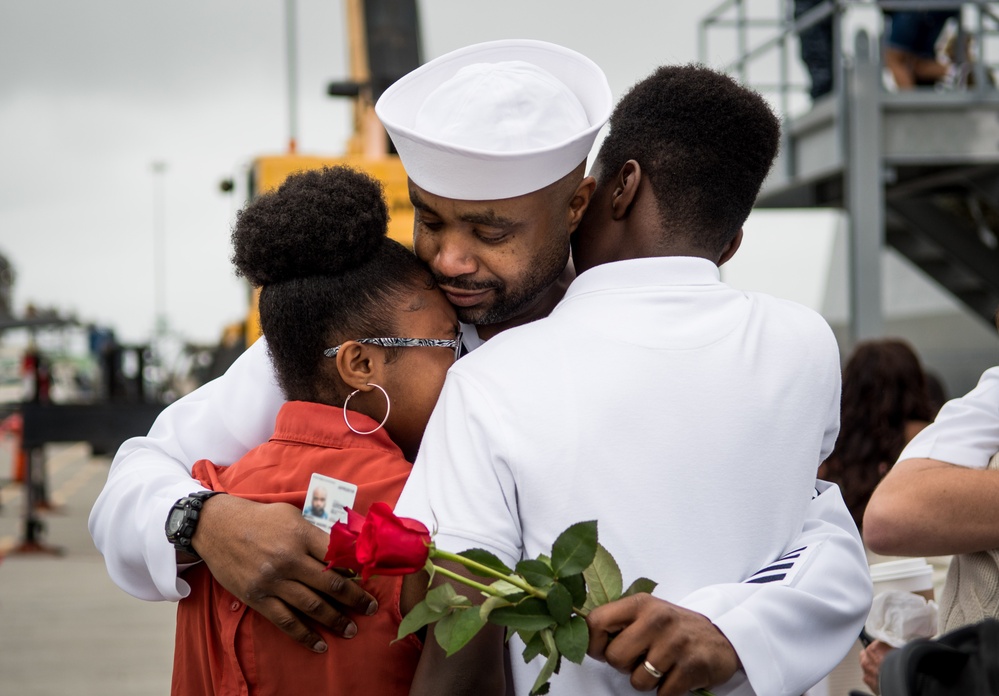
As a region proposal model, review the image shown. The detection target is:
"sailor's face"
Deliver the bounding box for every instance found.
[409,181,570,330]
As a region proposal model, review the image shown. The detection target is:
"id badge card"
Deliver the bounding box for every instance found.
[303,473,357,532]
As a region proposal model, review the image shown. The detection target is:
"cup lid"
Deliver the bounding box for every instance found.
[869,558,932,581]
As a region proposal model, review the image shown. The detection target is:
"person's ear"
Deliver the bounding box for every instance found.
[610,160,642,221]
[717,228,744,266]
[566,175,596,234]
[334,342,386,392]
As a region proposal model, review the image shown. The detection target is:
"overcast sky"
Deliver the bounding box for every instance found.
[1,0,799,344]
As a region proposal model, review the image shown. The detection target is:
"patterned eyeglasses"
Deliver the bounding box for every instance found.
[324,332,463,361]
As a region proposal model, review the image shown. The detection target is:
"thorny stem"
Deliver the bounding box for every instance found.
[432,565,503,597]
[431,548,546,599]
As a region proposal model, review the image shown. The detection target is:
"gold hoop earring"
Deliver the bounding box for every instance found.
[343,383,390,435]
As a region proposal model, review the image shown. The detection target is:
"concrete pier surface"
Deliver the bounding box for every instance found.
[0,443,176,695]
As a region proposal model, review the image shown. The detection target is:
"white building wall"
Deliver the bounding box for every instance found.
[723,209,999,399]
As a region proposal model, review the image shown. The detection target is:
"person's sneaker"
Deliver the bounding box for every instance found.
[937,62,971,91]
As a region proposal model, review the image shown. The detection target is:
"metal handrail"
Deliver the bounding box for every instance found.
[698,0,999,115]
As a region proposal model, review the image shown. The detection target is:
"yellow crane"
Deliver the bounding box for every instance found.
[242,0,421,345]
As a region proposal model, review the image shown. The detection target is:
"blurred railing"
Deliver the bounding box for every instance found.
[699,0,999,116]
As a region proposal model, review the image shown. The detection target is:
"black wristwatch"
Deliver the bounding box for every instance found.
[165,491,224,559]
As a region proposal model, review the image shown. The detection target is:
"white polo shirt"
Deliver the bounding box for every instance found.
[898,366,999,469]
[396,256,846,695]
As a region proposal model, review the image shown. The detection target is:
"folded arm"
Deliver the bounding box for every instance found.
[864,457,999,556]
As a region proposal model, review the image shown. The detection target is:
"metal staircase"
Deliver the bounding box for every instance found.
[700,0,999,340]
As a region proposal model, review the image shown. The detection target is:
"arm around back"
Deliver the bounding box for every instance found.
[88,338,284,601]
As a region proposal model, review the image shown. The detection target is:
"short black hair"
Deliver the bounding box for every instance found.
[596,64,780,254]
[231,166,432,402]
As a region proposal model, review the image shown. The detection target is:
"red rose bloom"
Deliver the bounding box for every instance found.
[324,506,365,573]
[354,502,431,580]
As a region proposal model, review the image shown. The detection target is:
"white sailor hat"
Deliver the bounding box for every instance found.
[375,39,612,201]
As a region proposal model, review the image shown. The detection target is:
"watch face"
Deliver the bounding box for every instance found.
[166,508,185,536]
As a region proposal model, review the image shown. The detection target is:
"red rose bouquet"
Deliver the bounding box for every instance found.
[325,502,714,696]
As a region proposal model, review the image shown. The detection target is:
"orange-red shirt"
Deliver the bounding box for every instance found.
[171,400,421,696]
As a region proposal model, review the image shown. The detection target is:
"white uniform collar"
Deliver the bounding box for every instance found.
[565,256,721,301]
[461,258,721,354]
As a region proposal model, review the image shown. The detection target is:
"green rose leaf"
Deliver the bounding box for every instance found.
[558,572,587,608]
[541,627,558,656]
[554,615,589,664]
[434,606,487,657]
[582,543,623,611]
[521,629,545,662]
[396,596,450,640]
[516,558,555,588]
[530,629,561,696]
[551,520,598,578]
[545,581,573,625]
[459,547,514,577]
[490,578,528,599]
[489,597,557,631]
[424,583,472,613]
[479,594,513,622]
[622,577,658,599]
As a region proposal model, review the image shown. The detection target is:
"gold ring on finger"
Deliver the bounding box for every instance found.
[642,659,664,680]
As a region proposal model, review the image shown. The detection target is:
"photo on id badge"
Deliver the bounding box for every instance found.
[303,473,357,533]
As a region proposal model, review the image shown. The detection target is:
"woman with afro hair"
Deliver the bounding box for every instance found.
[170,165,460,696]
[819,338,934,533]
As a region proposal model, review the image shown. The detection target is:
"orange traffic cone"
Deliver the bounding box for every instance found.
[0,413,25,483]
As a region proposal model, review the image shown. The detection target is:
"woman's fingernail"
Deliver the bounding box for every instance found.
[344,622,357,638]
[313,640,328,653]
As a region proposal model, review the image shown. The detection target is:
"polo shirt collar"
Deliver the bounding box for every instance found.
[564,256,721,301]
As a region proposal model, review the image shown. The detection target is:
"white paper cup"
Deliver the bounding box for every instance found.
[869,558,935,601]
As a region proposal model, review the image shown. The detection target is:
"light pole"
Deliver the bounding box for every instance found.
[151,160,168,338]
[285,0,299,154]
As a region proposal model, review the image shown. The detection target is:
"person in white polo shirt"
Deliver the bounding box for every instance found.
[862,361,999,690]
[866,363,999,562]
[89,41,869,690]
[397,64,870,696]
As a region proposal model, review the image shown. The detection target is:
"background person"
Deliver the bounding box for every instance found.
[812,338,936,695]
[819,338,934,532]
[171,165,459,694]
[881,7,960,89]
[862,326,999,692]
[794,0,835,99]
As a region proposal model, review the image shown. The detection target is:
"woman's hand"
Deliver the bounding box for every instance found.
[191,495,378,651]
[860,639,894,695]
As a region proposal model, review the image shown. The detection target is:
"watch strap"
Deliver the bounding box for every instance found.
[166,490,223,559]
